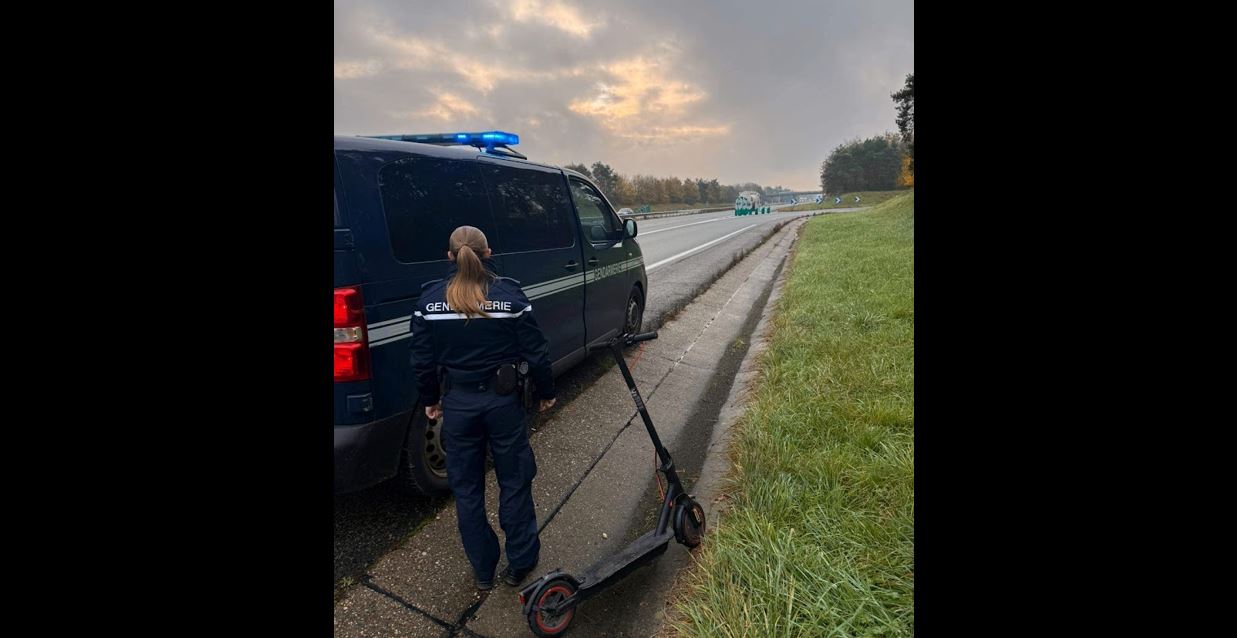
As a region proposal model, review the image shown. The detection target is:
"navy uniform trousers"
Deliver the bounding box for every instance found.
[442,381,540,580]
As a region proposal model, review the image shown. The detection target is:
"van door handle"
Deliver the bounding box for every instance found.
[564,260,578,271]
[587,257,599,267]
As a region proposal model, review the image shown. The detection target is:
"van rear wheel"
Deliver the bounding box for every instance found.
[397,409,451,497]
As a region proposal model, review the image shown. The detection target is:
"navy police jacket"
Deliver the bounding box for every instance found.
[409,259,555,406]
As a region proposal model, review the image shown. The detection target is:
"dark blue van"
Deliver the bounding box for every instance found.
[334,132,648,497]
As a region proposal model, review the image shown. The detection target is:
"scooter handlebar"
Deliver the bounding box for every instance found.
[626,331,658,345]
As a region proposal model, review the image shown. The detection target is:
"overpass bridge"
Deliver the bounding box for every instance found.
[767,191,824,204]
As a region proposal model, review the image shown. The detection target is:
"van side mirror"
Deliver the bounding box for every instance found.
[624,219,638,238]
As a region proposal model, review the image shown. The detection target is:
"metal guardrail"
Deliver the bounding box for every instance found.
[618,206,733,221]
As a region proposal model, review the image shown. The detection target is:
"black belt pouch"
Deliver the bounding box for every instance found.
[495,363,518,395]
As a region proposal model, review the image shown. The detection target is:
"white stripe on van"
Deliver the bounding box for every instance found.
[528,283,582,301]
[523,272,582,294]
[370,332,413,347]
[368,322,410,343]
[522,273,578,293]
[526,274,585,298]
[366,316,409,331]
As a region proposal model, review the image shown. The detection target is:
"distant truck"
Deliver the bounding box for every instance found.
[735,190,770,216]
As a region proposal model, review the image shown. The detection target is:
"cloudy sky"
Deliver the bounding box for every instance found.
[334,0,913,191]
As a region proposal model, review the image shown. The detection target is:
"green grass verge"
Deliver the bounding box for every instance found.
[671,193,914,637]
[780,189,910,212]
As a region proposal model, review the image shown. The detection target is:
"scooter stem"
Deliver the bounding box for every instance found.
[608,341,683,489]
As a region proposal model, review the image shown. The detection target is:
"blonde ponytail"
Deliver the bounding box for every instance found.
[446,226,495,319]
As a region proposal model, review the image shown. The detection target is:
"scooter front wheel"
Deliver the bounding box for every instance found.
[674,496,707,548]
[527,578,577,636]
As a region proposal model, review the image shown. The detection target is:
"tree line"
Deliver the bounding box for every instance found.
[563,162,788,207]
[818,72,914,195]
[820,133,909,194]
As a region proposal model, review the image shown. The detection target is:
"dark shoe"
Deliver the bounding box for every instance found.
[501,560,539,587]
[475,575,495,591]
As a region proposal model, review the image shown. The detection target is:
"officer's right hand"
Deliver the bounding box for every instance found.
[425,403,442,420]
[538,398,556,413]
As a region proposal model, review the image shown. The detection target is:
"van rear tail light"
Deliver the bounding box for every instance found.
[334,343,370,382]
[334,287,370,382]
[335,288,364,326]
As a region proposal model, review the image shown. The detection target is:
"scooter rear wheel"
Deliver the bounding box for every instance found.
[527,578,577,636]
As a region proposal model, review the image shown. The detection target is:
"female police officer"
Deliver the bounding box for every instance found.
[409,225,556,591]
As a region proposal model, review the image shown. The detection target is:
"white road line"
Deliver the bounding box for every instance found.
[639,215,731,236]
[645,224,758,272]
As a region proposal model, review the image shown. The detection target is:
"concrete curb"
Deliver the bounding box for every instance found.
[693,220,800,524]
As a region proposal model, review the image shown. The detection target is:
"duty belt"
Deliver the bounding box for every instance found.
[443,363,524,394]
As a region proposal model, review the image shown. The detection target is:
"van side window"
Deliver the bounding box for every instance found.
[379,157,495,263]
[569,178,619,242]
[480,164,575,253]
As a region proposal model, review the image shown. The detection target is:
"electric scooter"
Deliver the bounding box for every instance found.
[518,331,707,637]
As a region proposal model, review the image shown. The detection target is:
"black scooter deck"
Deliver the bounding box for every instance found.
[578,527,674,590]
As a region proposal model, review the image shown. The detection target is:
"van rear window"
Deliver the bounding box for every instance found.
[480,164,575,253]
[378,157,496,263]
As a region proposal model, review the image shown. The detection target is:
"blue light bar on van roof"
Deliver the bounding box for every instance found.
[365,131,519,147]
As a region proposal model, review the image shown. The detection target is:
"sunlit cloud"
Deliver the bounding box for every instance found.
[569,55,729,144]
[406,91,482,121]
[503,0,601,38]
[334,59,383,80]
[365,25,587,92]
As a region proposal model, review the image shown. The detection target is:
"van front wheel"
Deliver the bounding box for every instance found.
[397,409,451,497]
[624,287,644,335]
